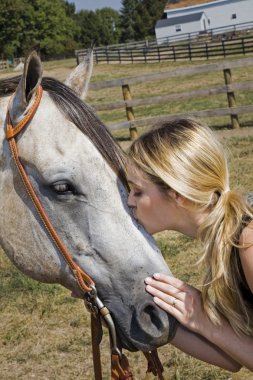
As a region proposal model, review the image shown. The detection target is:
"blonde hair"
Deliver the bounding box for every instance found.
[128,118,253,336]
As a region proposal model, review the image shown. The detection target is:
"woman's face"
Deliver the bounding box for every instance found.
[127,167,176,234]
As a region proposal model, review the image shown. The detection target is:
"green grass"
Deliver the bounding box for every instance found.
[1,56,253,379]
[1,134,253,379]
[43,58,77,70]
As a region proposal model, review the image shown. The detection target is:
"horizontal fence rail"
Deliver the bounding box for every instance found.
[93,82,253,112]
[76,35,253,65]
[106,105,253,131]
[88,57,253,137]
[90,57,253,90]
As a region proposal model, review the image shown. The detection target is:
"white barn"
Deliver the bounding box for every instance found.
[155,0,253,43]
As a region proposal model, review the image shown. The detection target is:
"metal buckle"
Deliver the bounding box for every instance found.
[86,285,122,359]
[84,285,100,315]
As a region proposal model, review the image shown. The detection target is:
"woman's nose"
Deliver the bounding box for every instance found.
[127,191,135,208]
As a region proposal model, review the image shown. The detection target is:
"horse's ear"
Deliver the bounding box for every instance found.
[64,48,93,100]
[9,50,42,125]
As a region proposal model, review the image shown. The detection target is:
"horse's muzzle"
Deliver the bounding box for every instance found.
[113,299,172,352]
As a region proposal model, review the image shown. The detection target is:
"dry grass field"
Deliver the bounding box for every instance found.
[0,57,253,379]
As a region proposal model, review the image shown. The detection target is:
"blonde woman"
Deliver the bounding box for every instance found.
[127,118,253,371]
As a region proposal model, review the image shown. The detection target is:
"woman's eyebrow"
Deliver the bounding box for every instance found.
[127,179,141,187]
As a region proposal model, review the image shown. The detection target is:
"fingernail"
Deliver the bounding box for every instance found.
[145,277,152,284]
[153,273,160,279]
[146,285,152,291]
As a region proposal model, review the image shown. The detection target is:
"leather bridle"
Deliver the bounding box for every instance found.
[5,85,164,380]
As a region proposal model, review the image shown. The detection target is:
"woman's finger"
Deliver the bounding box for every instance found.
[146,284,185,313]
[145,277,186,301]
[153,296,182,320]
[153,273,191,292]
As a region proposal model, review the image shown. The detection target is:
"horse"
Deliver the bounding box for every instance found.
[0,50,177,377]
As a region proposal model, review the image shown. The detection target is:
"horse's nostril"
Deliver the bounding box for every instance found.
[142,304,163,332]
[130,301,170,346]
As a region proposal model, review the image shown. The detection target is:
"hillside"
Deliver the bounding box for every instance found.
[165,0,219,10]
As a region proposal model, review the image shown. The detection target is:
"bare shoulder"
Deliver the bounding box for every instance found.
[239,220,253,292]
[239,220,253,244]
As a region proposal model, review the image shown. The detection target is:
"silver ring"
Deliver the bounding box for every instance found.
[172,298,177,307]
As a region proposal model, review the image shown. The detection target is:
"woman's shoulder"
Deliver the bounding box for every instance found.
[239,220,253,245]
[239,220,253,295]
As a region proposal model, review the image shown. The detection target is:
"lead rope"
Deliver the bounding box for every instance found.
[6,85,164,380]
[144,351,165,380]
[91,315,103,380]
[87,286,133,380]
[91,315,134,380]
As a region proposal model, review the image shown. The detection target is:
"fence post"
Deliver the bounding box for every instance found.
[143,48,147,63]
[188,44,192,61]
[172,46,176,61]
[122,84,138,140]
[205,42,209,59]
[223,68,240,129]
[130,49,133,64]
[105,46,109,64]
[157,45,161,62]
[94,49,98,64]
[222,39,226,57]
[242,38,245,55]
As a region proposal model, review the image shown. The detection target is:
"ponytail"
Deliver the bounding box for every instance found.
[198,190,253,335]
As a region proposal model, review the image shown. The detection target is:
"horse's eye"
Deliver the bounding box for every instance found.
[51,181,75,195]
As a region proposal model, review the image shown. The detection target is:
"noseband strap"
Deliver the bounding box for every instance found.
[5,85,164,380]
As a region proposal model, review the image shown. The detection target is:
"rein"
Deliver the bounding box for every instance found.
[5,85,164,380]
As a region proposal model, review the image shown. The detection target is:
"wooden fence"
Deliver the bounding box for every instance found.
[89,57,253,138]
[0,58,24,71]
[76,21,253,64]
[76,35,253,65]
[0,61,8,71]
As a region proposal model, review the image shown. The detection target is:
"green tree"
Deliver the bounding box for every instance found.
[96,8,121,46]
[119,0,166,42]
[133,3,150,39]
[142,0,167,36]
[28,0,79,56]
[64,0,76,17]
[75,10,100,48]
[75,8,121,48]
[120,0,140,42]
[0,0,35,58]
[0,0,79,59]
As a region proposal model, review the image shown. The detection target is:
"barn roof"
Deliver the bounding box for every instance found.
[165,0,219,10]
[156,12,204,28]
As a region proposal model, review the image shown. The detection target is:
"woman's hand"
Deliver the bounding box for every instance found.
[145,273,253,371]
[145,273,208,335]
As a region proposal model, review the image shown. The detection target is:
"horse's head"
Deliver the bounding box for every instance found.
[0,51,177,352]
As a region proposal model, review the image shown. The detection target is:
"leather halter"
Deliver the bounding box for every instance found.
[5,85,164,380]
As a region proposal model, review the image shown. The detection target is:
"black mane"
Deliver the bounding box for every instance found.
[0,76,127,187]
